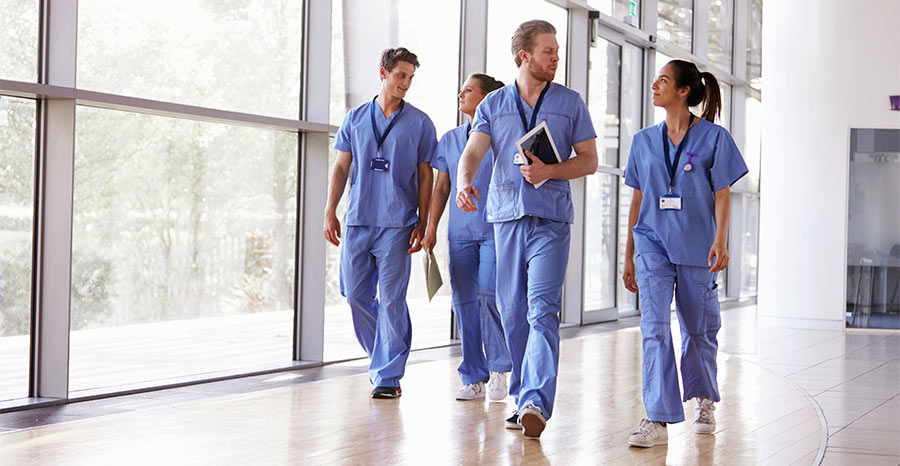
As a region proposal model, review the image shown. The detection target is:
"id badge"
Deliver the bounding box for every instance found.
[370,157,389,172]
[513,152,526,165]
[659,195,682,210]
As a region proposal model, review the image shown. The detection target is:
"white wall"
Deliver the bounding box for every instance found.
[758,0,900,330]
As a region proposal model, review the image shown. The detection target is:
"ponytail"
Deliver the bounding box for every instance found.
[699,71,721,123]
[667,60,722,123]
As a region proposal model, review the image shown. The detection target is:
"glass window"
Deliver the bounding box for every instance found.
[617,180,637,312]
[584,173,618,311]
[740,195,759,297]
[738,96,761,192]
[747,0,763,88]
[589,0,640,26]
[652,52,673,125]
[486,0,568,85]
[0,0,39,82]
[657,0,693,51]
[325,1,459,361]
[0,96,36,401]
[707,0,734,73]
[69,107,297,392]
[589,38,622,168]
[77,0,303,119]
[620,43,643,169]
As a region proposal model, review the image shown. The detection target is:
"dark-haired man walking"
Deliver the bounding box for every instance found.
[325,47,436,399]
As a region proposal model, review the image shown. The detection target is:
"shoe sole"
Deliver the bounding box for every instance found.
[694,426,715,434]
[520,412,546,439]
[455,394,486,401]
[628,437,668,448]
[505,422,522,430]
[371,391,401,399]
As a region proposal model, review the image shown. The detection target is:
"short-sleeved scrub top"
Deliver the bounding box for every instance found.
[431,123,494,241]
[333,99,438,228]
[624,118,748,267]
[471,83,596,224]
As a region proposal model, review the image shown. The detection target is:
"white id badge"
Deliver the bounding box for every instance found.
[513,152,526,165]
[659,195,682,210]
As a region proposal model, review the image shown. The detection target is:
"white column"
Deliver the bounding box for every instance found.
[32,0,78,399]
[295,0,333,362]
[757,0,900,330]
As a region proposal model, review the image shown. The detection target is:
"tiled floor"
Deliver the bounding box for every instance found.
[0,305,897,465]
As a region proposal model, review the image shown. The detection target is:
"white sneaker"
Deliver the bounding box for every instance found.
[694,398,716,434]
[487,372,508,401]
[628,419,668,447]
[520,404,546,439]
[455,381,485,400]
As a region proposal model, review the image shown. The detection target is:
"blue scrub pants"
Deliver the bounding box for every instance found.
[494,216,570,419]
[340,225,414,388]
[635,251,721,423]
[448,238,512,385]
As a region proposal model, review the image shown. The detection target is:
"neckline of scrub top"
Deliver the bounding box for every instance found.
[369,96,406,155]
[661,113,695,192]
[513,80,552,133]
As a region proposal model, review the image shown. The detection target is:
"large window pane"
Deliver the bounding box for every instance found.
[657,0,693,51]
[70,107,297,392]
[486,0,568,85]
[0,96,35,401]
[589,38,622,167]
[584,173,617,310]
[77,0,303,118]
[737,96,761,192]
[707,0,734,73]
[0,0,38,81]
[325,1,459,361]
[652,52,673,125]
[589,0,640,25]
[747,0,763,88]
[620,43,642,169]
[617,180,637,313]
[740,195,759,297]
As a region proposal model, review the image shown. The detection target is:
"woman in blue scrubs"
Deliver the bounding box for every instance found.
[622,60,748,447]
[422,73,511,402]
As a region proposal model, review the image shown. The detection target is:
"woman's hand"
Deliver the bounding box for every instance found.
[623,256,639,293]
[708,238,729,272]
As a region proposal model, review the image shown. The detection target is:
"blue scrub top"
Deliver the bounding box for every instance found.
[432,123,494,241]
[471,83,596,224]
[624,118,748,267]
[333,99,437,228]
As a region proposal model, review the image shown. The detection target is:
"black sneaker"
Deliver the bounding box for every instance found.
[371,386,401,399]
[505,410,521,429]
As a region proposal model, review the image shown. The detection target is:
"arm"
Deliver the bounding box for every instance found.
[408,162,434,253]
[324,150,352,246]
[422,171,451,252]
[520,137,599,185]
[455,131,492,212]
[622,189,642,293]
[708,186,731,272]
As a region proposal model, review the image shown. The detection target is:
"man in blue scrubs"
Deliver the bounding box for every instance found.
[422,73,511,402]
[324,47,437,399]
[456,20,599,438]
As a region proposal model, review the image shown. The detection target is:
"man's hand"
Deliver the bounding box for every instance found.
[408,223,427,254]
[708,238,729,272]
[456,185,480,212]
[324,210,341,246]
[421,227,437,252]
[519,149,552,185]
[623,256,639,293]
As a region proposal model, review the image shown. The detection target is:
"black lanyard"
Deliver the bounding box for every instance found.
[661,113,695,192]
[514,81,551,133]
[369,96,405,155]
[465,121,471,141]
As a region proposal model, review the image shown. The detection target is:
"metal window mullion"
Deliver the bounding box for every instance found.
[294,0,332,363]
[31,0,78,400]
[692,0,709,60]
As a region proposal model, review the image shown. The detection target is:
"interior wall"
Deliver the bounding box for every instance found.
[757,0,900,329]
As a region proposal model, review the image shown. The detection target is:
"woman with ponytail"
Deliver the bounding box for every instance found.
[621,60,748,448]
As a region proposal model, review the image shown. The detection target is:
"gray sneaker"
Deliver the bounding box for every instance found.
[520,404,546,439]
[694,398,716,434]
[628,419,668,447]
